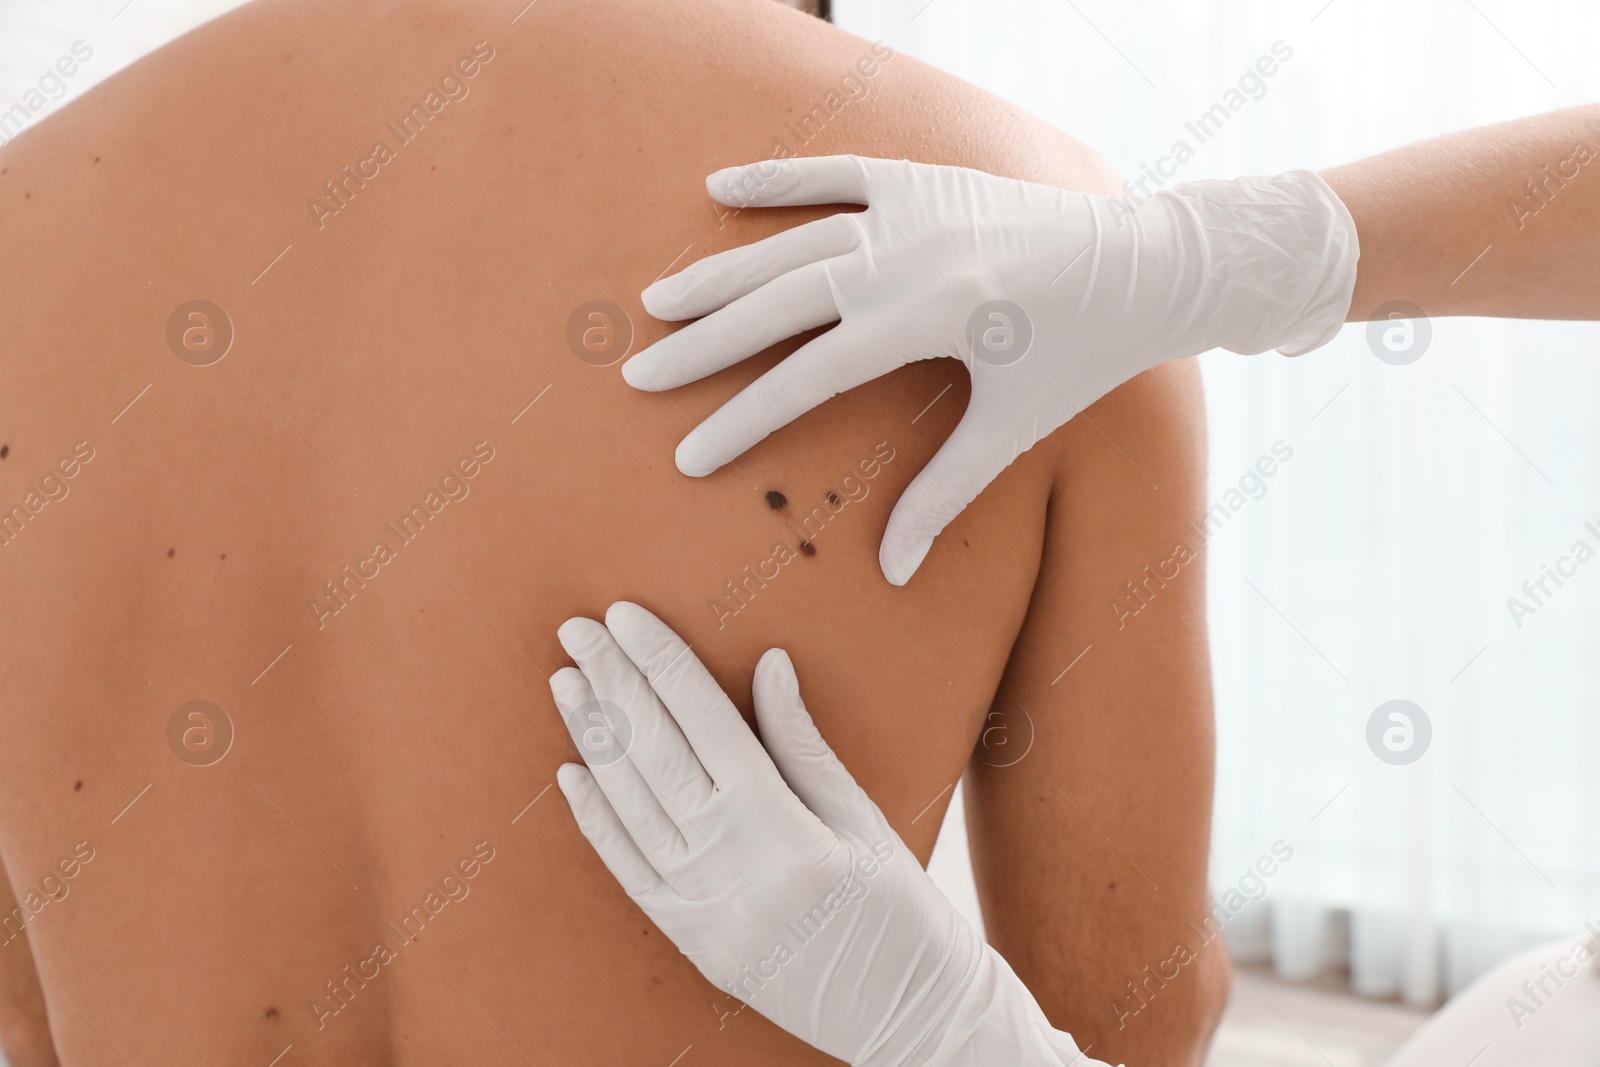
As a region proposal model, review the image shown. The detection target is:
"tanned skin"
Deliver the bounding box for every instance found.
[0,1,1220,1063]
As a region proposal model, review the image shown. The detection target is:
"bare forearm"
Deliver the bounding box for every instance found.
[1321,103,1600,321]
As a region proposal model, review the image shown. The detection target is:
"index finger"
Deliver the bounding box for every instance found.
[707,154,882,208]
[602,601,777,790]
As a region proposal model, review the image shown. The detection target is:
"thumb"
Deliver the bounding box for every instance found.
[752,648,885,842]
[879,407,1031,586]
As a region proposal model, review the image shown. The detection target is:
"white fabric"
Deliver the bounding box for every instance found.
[834,0,1600,1005]
[1383,933,1600,1066]
[629,156,1357,584]
[551,603,1111,1067]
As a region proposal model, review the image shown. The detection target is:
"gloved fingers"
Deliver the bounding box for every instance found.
[706,154,883,209]
[638,212,859,324]
[549,663,692,871]
[751,648,889,843]
[673,317,909,477]
[879,409,1031,586]
[556,618,721,826]
[624,258,842,394]
[602,602,780,794]
[555,762,671,903]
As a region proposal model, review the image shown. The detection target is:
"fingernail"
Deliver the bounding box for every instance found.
[773,649,800,699]
[619,352,654,390]
[881,535,935,587]
[759,648,796,688]
[621,335,681,391]
[706,166,743,201]
[603,601,648,638]
[674,433,722,478]
[556,762,586,793]
[556,616,602,656]
[641,277,681,319]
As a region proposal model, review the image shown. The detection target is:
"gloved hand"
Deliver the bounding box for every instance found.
[625,155,1359,584]
[550,601,1117,1067]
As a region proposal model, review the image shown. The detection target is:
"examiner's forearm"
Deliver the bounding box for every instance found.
[1322,103,1600,321]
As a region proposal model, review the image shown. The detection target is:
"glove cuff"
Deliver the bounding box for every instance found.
[906,945,1118,1067]
[1172,168,1360,357]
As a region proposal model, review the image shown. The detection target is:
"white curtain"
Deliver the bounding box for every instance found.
[8,0,1600,1010]
[838,0,1600,1004]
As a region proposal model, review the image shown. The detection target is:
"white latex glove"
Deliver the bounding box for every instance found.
[625,155,1358,585]
[550,601,1116,1067]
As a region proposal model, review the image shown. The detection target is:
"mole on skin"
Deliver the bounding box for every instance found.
[826,491,840,506]
[799,540,816,557]
[765,490,787,510]
[0,445,9,459]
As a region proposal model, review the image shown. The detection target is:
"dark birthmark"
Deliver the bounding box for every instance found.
[73,780,82,791]
[265,1007,279,1020]
[826,491,840,507]
[220,553,227,560]
[798,540,816,557]
[167,547,175,558]
[92,156,100,164]
[765,490,787,510]
[0,445,9,459]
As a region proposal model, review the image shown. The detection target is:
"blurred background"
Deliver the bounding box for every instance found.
[5,0,1598,1063]
[839,1,1600,1061]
